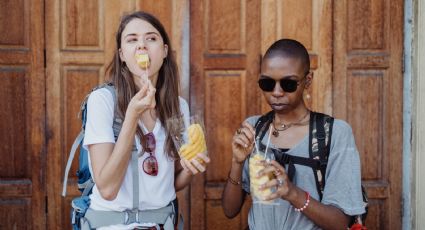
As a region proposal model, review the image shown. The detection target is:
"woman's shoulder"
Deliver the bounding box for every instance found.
[332,119,353,133]
[244,115,262,126]
[330,118,355,143]
[87,87,115,108]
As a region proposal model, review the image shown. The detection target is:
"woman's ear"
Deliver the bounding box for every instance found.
[163,44,168,58]
[119,48,124,62]
[304,71,314,89]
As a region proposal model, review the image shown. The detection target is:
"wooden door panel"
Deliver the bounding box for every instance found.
[0,0,45,229]
[46,0,116,229]
[334,0,403,229]
[191,0,261,229]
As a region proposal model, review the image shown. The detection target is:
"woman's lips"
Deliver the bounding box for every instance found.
[271,103,288,110]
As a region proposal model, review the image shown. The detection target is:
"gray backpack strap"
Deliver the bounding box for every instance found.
[131,149,139,209]
[84,204,174,229]
[177,214,184,230]
[80,217,92,230]
[62,130,84,196]
[103,83,117,108]
[80,179,95,197]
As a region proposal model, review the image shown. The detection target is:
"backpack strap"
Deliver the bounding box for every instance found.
[62,130,85,196]
[308,112,334,201]
[62,83,118,197]
[131,149,139,210]
[252,111,334,200]
[254,111,274,145]
[82,199,179,230]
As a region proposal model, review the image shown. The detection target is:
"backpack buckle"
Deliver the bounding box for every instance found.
[125,209,140,224]
[319,157,327,167]
[316,133,326,140]
[278,152,290,164]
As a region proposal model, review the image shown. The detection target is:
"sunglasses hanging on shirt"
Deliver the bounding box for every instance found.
[140,132,158,176]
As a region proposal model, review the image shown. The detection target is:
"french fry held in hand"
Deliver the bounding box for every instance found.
[178,124,207,161]
[135,53,150,69]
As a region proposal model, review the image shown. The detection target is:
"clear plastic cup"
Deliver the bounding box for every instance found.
[166,114,207,161]
[250,140,278,205]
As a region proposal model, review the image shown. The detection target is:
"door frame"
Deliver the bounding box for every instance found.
[412,0,425,229]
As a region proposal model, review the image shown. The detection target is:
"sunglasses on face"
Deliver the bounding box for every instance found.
[141,132,158,176]
[258,74,307,93]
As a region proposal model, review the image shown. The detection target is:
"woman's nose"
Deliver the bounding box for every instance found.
[271,83,284,97]
[137,40,147,50]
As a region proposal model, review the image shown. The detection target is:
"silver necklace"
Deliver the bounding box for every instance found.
[272,111,310,137]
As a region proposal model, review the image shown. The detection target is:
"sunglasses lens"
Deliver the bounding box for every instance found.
[143,155,158,176]
[258,78,276,92]
[280,79,298,93]
[144,133,156,152]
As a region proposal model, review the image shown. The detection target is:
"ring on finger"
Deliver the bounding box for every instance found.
[277,178,284,187]
[274,170,282,176]
[236,128,242,135]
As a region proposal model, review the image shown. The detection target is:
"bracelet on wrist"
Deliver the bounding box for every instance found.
[294,191,310,212]
[227,173,241,186]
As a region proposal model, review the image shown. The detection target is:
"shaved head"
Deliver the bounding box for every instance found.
[263,39,310,74]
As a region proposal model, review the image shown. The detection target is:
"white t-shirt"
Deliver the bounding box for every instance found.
[83,87,190,229]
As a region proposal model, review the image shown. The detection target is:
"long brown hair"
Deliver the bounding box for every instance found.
[106,11,181,159]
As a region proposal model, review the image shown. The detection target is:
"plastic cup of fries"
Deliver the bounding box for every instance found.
[166,114,207,162]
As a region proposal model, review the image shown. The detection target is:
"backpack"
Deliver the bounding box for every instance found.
[254,111,368,228]
[61,83,181,230]
[62,83,119,199]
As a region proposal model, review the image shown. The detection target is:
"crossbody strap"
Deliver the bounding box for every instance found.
[308,112,334,200]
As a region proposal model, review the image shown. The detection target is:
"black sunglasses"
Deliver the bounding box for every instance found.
[258,74,308,93]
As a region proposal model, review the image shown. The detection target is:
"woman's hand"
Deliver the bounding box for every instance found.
[257,160,294,201]
[232,122,255,164]
[180,151,210,175]
[127,77,156,118]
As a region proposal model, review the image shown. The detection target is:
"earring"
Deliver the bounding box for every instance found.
[304,91,311,101]
[306,93,311,100]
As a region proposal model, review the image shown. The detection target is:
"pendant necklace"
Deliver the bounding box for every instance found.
[272,110,310,137]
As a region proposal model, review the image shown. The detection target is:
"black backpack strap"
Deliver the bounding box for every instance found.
[273,149,321,182]
[251,111,275,156]
[254,111,274,141]
[309,112,334,201]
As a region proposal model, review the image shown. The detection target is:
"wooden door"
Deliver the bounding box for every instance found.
[45,0,188,229]
[190,0,261,229]
[333,0,403,229]
[0,0,46,229]
[190,0,403,230]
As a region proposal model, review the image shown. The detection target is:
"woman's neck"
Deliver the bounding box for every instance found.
[140,109,157,132]
[133,73,158,90]
[274,107,310,125]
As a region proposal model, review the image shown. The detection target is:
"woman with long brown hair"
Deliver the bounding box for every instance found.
[82,11,209,229]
